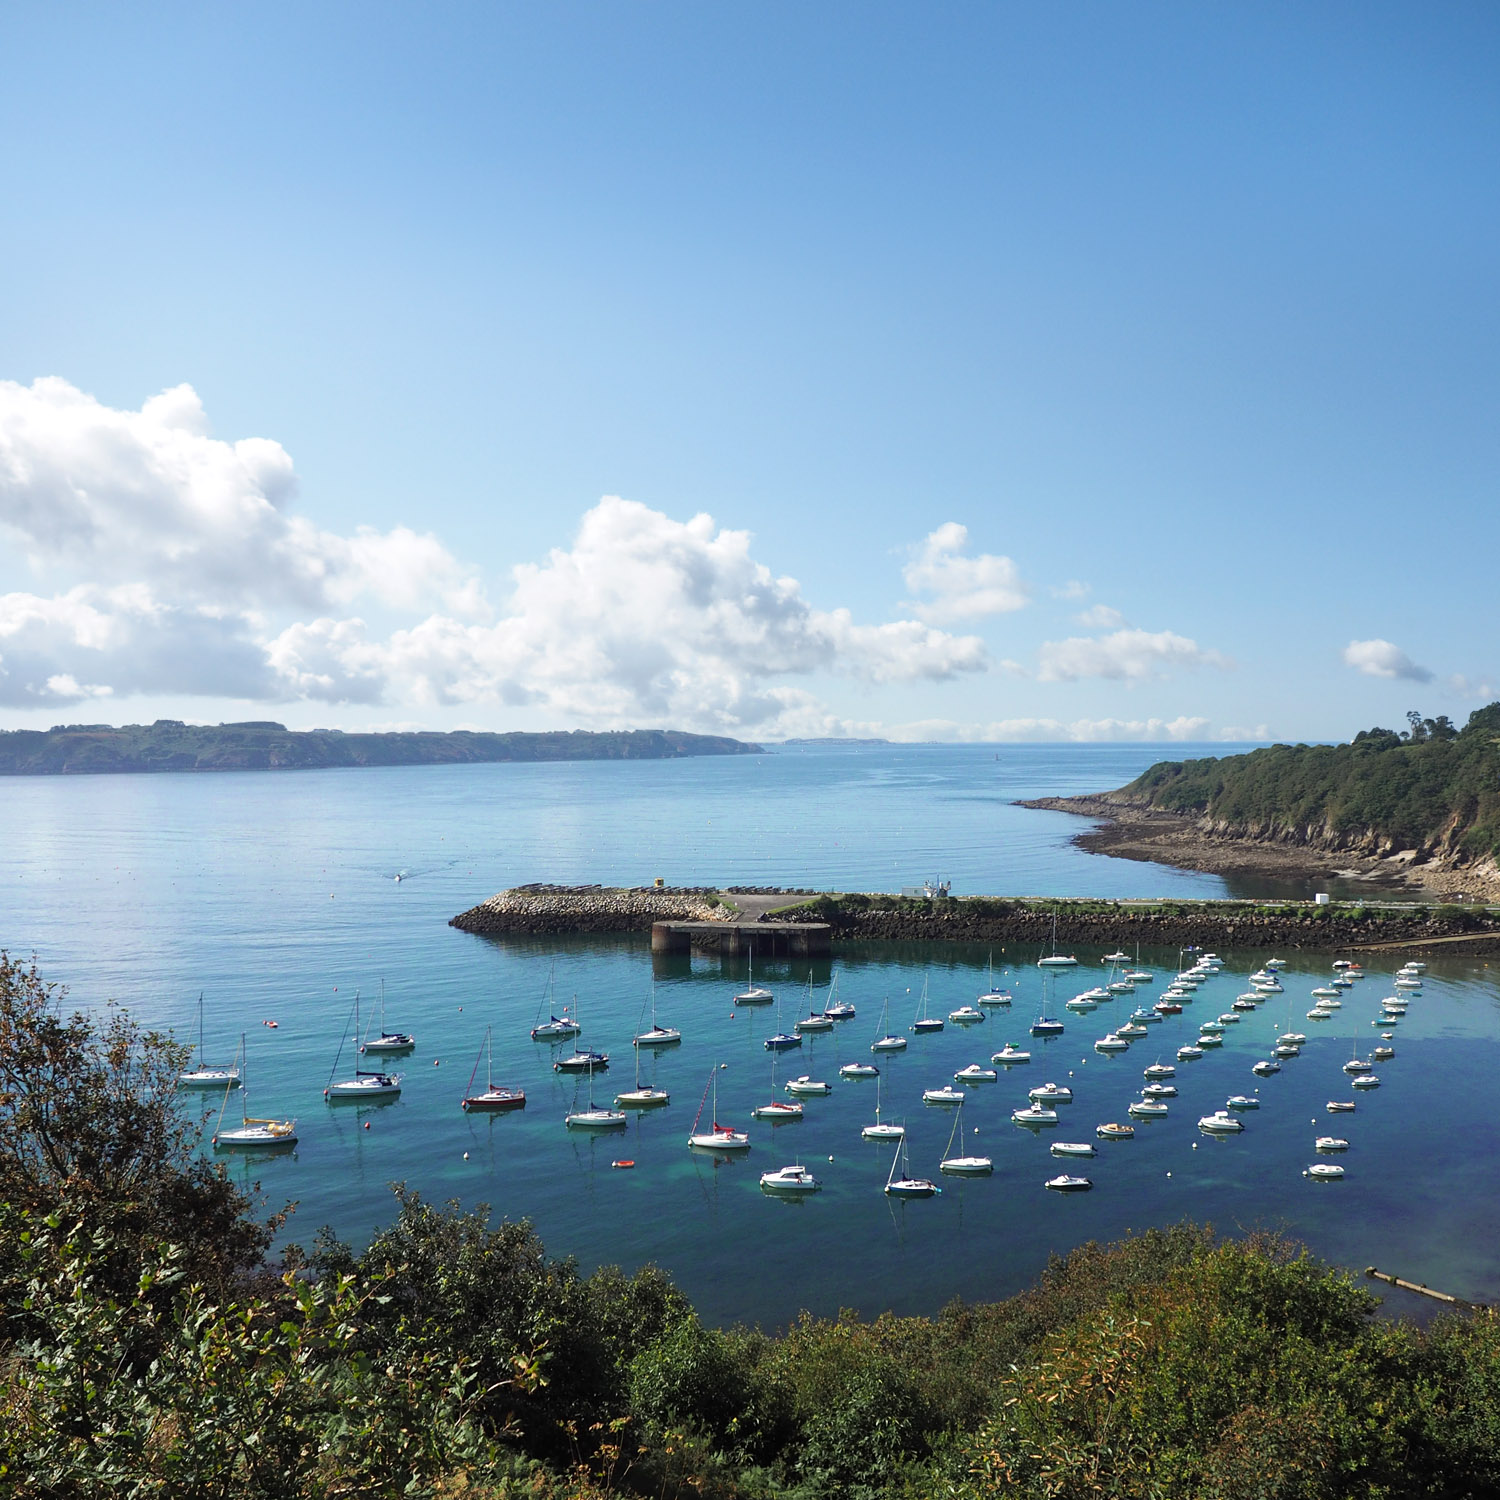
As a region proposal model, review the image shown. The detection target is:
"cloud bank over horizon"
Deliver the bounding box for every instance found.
[3,377,1428,744]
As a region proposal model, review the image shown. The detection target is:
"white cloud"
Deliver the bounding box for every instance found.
[0,382,996,734]
[872,715,1214,743]
[0,377,482,617]
[1074,604,1126,629]
[1037,628,1231,682]
[1341,638,1433,682]
[902,522,1028,623]
[1445,673,1495,701]
[1050,579,1090,601]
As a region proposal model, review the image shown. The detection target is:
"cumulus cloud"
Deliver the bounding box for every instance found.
[1037,628,1231,683]
[344,498,990,730]
[902,523,1028,623]
[0,380,995,732]
[1341,638,1433,682]
[1074,604,1126,629]
[0,377,483,616]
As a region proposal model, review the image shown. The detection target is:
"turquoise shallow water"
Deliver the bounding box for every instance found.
[2,742,1497,1326]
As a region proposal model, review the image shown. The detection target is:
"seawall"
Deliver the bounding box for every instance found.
[451,886,1500,954]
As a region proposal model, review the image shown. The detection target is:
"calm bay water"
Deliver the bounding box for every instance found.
[2,741,1497,1325]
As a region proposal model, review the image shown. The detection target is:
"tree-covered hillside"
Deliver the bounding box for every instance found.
[0,721,759,775]
[1118,703,1500,864]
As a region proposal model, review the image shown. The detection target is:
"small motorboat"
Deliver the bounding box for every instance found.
[1045,1174,1093,1191]
[1372,1045,1395,1061]
[786,1075,832,1096]
[1106,980,1135,994]
[948,1005,986,1024]
[1306,1162,1345,1180]
[1029,1082,1073,1103]
[1266,958,1286,970]
[1143,1062,1176,1079]
[1128,1097,1168,1118]
[1308,1006,1334,1019]
[1177,1045,1204,1061]
[955,1064,998,1084]
[1232,998,1260,1012]
[1278,1032,1308,1046]
[1065,995,1098,1013]
[1225,1095,1260,1110]
[1141,1082,1177,1098]
[1129,1007,1164,1025]
[1117,1022,1149,1039]
[1012,1103,1059,1125]
[1030,1017,1066,1037]
[841,1062,880,1079]
[1216,1012,1242,1025]
[923,1085,966,1105]
[1104,950,1130,962]
[1273,1044,1301,1059]
[751,1098,804,1121]
[1094,1033,1130,1053]
[760,1164,821,1194]
[993,1043,1032,1064]
[1051,1141,1096,1157]
[1096,1121,1135,1140]
[1198,1110,1244,1134]
[1372,1014,1399,1026]
[1154,1000,1184,1015]
[1251,1060,1280,1077]
[1394,976,1423,989]
[554,1050,608,1073]
[765,1032,803,1052]
[1196,1033,1224,1048]
[1315,1136,1350,1152]
[1327,1100,1356,1113]
[1351,1074,1381,1089]
[1125,969,1153,983]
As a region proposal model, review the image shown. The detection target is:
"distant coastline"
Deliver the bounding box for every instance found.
[0,721,761,775]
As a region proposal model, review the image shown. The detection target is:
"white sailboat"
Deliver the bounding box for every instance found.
[976,953,1012,1005]
[633,984,682,1048]
[911,976,944,1033]
[861,1073,904,1139]
[939,1099,993,1175]
[1037,913,1079,967]
[687,1067,751,1151]
[565,1059,628,1130]
[361,978,416,1053]
[752,1053,804,1121]
[325,992,403,1100]
[615,1035,670,1110]
[212,1036,296,1149]
[870,996,907,1052]
[733,950,774,1006]
[179,992,242,1089]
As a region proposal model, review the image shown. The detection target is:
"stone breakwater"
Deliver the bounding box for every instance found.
[766,900,1500,954]
[450,884,730,936]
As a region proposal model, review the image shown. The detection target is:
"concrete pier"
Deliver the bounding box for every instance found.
[651,920,831,958]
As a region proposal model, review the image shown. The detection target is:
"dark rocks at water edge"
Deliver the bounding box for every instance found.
[451,885,734,935]
[0,722,762,775]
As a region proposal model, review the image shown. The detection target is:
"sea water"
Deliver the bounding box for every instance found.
[2,741,1496,1325]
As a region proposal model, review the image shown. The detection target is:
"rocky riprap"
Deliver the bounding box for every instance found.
[450,884,730,936]
[763,898,1500,953]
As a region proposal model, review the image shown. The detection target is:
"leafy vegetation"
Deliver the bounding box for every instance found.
[0,721,759,775]
[5,953,1500,1497]
[1118,702,1500,863]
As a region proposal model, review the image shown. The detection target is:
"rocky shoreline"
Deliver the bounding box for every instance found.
[1018,795,1500,902]
[450,885,1500,954]
[450,884,732,936]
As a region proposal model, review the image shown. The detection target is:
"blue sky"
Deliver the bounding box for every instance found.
[1,3,1495,742]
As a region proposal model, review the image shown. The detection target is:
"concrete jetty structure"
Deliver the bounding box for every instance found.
[650,918,830,958]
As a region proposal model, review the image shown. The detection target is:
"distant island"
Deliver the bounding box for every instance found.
[1023,703,1500,900]
[780,737,891,746]
[0,721,762,775]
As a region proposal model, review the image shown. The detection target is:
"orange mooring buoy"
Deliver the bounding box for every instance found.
[611,1160,635,1169]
